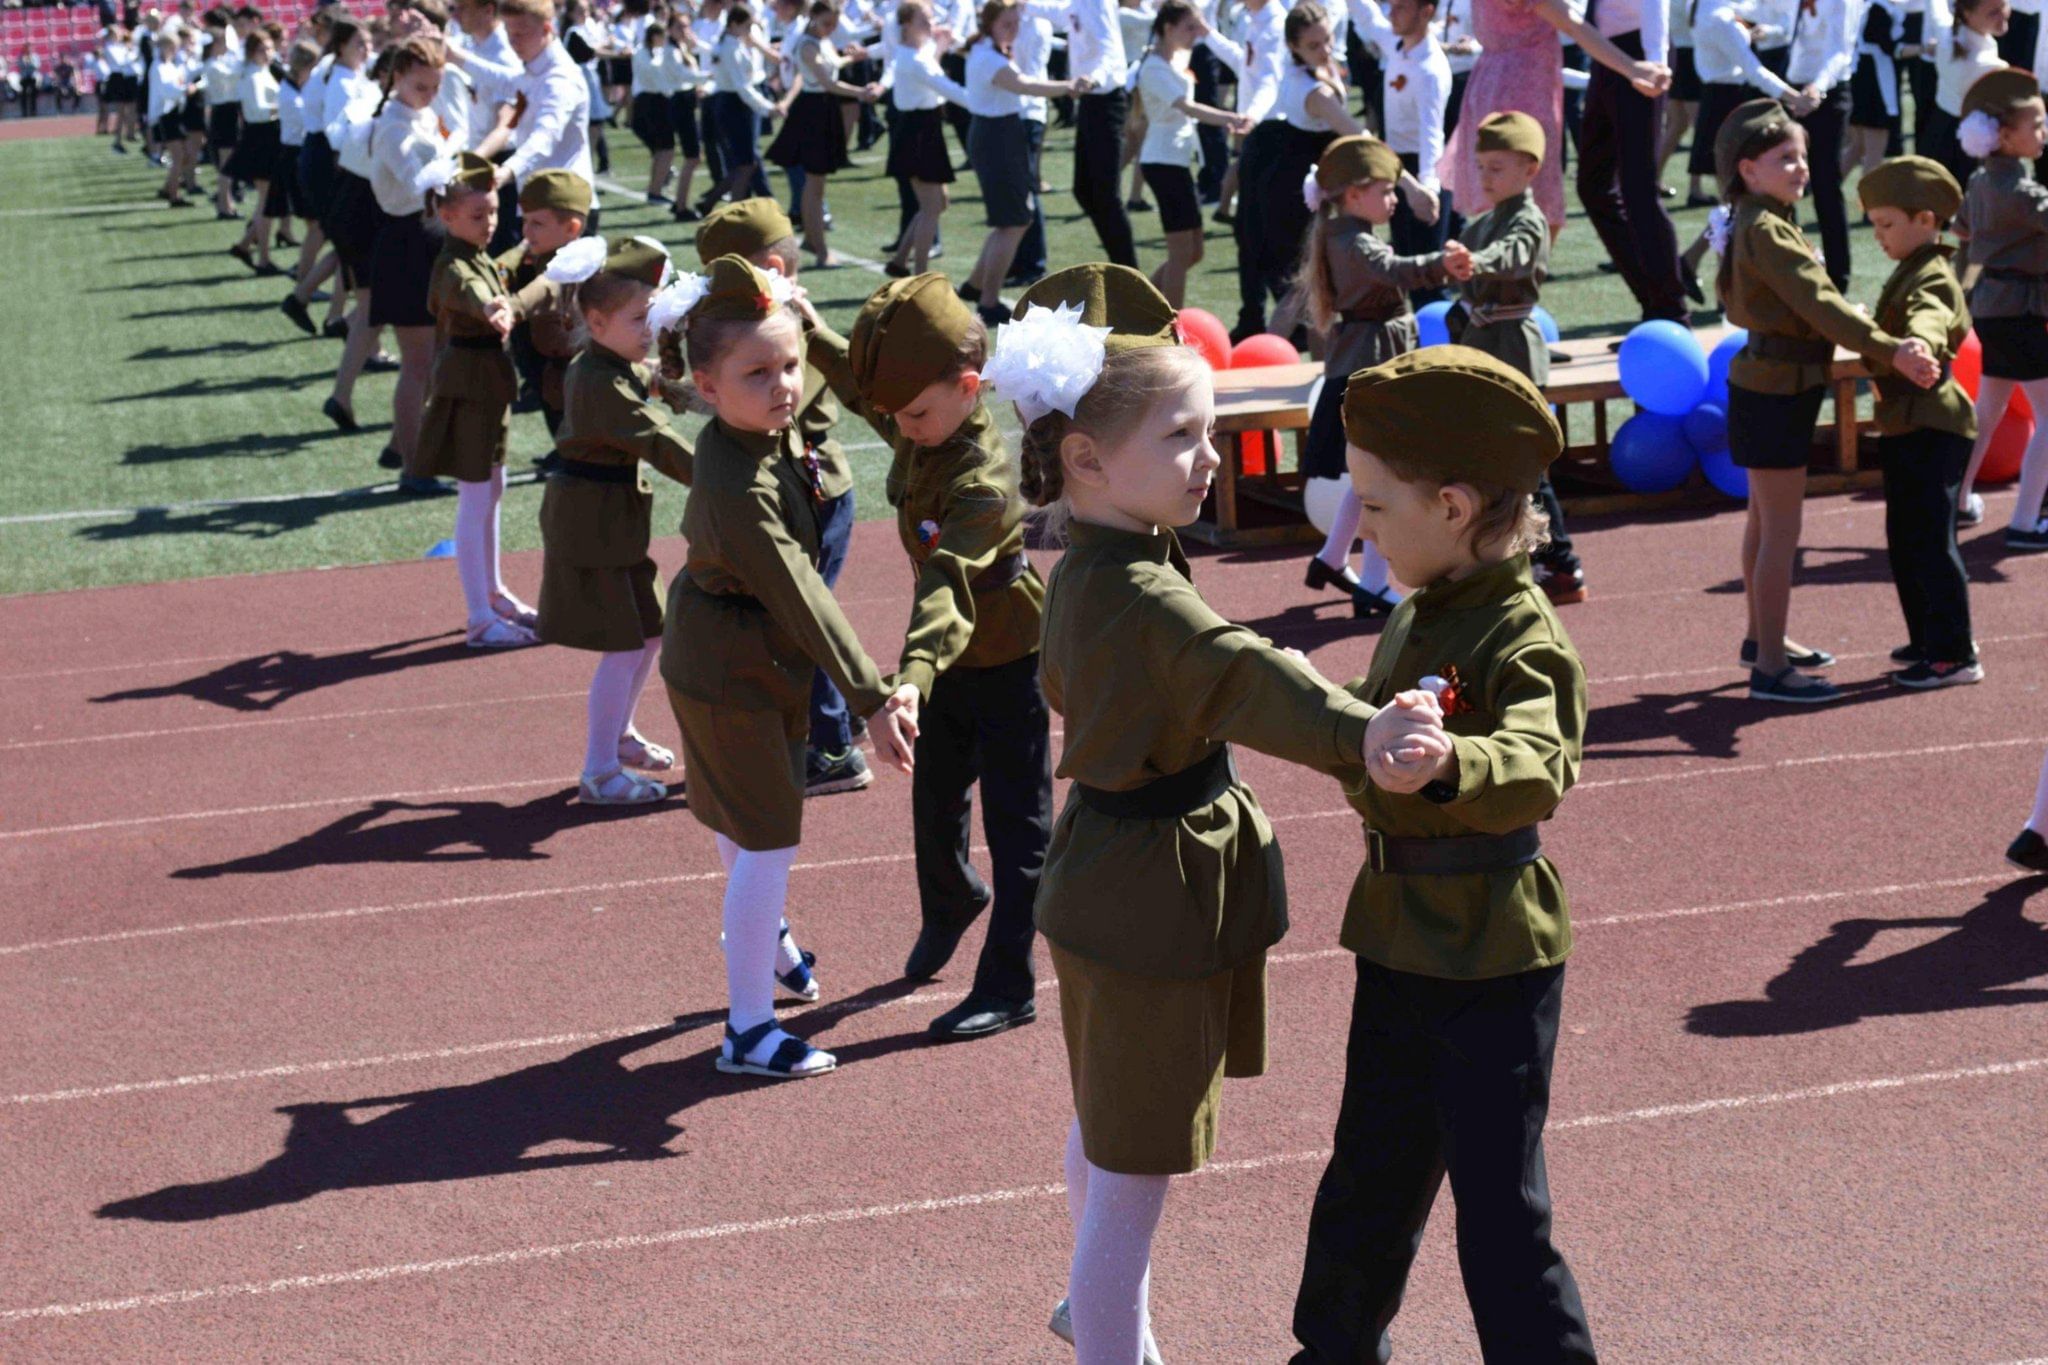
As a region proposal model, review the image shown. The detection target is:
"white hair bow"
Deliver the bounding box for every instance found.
[544,236,611,284]
[1705,204,1732,257]
[1302,167,1324,213]
[1959,109,2004,159]
[647,272,711,335]
[978,301,1113,425]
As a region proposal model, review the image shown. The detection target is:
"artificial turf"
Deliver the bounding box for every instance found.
[0,121,1903,595]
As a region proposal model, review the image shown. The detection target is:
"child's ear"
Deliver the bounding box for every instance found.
[959,369,982,397]
[1060,429,1105,489]
[1439,481,1479,528]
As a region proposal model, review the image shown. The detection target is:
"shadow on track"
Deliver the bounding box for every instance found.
[94,631,477,711]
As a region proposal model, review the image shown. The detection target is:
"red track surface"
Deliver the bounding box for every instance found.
[3,488,2047,1362]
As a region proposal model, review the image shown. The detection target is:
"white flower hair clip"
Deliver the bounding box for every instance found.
[1959,109,2004,159]
[978,301,1113,425]
[763,270,796,307]
[1705,204,1732,257]
[412,154,460,196]
[647,271,710,335]
[545,235,610,284]
[1302,167,1323,213]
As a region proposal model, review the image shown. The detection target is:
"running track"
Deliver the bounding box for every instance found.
[2,486,2046,1361]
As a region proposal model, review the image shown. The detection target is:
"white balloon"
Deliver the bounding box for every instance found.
[1302,476,1349,535]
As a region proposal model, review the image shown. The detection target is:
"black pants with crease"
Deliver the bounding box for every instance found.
[1575,30,1686,321]
[1878,427,1976,663]
[1072,90,1138,267]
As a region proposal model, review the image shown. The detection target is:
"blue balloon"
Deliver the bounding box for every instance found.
[1700,445,1750,499]
[1610,412,1699,493]
[1532,305,1561,344]
[1705,327,1747,407]
[1683,402,1729,455]
[1416,299,1453,348]
[1618,320,1709,416]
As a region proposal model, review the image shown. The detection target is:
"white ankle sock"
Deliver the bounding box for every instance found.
[722,843,796,1036]
[454,478,500,628]
[2028,745,2048,834]
[1316,486,1362,571]
[474,466,510,600]
[1354,541,1395,597]
[1069,1147,1167,1365]
[620,638,660,747]
[775,918,807,975]
[583,650,645,778]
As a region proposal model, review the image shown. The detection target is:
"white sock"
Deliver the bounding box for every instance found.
[1317,486,1361,571]
[619,638,661,746]
[1355,541,1397,598]
[1064,1117,1090,1229]
[775,917,807,975]
[722,844,796,1038]
[2011,380,2048,532]
[583,650,643,778]
[2028,745,2048,834]
[454,478,499,628]
[1070,1153,1168,1365]
[477,465,510,598]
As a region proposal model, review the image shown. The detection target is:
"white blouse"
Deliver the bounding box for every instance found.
[1136,51,1199,166]
[964,41,1023,117]
[368,98,451,215]
[237,62,279,121]
[1277,62,1341,131]
[890,40,969,111]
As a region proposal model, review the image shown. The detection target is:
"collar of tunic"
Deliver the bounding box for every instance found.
[1408,553,1534,618]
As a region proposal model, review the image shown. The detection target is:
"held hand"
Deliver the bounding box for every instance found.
[1228,112,1255,136]
[1784,88,1818,117]
[485,297,514,335]
[1070,76,1094,95]
[861,81,883,101]
[877,685,921,774]
[492,163,513,190]
[1367,724,1452,794]
[1441,239,1474,280]
[1629,61,1670,99]
[1893,339,1939,389]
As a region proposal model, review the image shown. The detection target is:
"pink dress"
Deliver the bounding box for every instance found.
[1440,0,1567,229]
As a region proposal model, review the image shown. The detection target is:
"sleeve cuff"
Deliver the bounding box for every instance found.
[1447,733,1488,803]
[1331,699,1375,770]
[899,657,938,703]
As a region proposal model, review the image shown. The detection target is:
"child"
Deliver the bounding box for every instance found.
[2007,747,2048,870]
[1450,111,1586,606]
[1858,155,1984,688]
[882,0,969,278]
[412,150,540,652]
[1927,0,2007,186]
[701,3,777,209]
[983,264,1435,1365]
[1712,97,1937,703]
[1953,68,2048,547]
[1133,0,1254,306]
[763,0,881,268]
[501,169,594,440]
[1297,133,1472,617]
[804,272,1052,1041]
[1289,344,1592,1363]
[224,30,281,271]
[537,235,697,805]
[659,254,921,1078]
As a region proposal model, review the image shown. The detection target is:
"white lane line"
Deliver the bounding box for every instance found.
[0,690,586,753]
[1573,874,2017,929]
[1575,734,2048,793]
[5,1055,2041,1324]
[1583,630,2048,688]
[0,776,569,841]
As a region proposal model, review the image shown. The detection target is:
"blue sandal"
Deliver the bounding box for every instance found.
[776,927,820,1002]
[714,1019,837,1079]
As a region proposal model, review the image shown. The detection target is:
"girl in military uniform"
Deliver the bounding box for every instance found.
[802,272,1053,1043]
[540,237,697,806]
[657,255,920,1081]
[1710,98,1937,703]
[1297,133,1472,619]
[983,263,1436,1365]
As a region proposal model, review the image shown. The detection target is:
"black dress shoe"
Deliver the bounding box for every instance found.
[1351,585,1401,618]
[377,446,403,469]
[322,396,358,433]
[2008,828,2048,873]
[929,995,1036,1041]
[904,911,982,980]
[1304,556,1358,594]
[280,293,316,336]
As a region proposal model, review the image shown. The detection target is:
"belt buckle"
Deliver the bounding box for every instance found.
[1365,828,1386,875]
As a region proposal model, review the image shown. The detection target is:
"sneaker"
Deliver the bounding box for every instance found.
[804,746,873,797]
[2007,828,2048,874]
[1739,639,1836,669]
[1889,643,1924,665]
[2004,523,2048,553]
[1748,666,1838,704]
[1958,492,1985,527]
[1890,659,1984,689]
[1536,565,1589,605]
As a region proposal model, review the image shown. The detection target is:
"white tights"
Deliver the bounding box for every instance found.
[1065,1119,1168,1365]
[454,469,509,629]
[2027,745,2048,835]
[582,640,661,778]
[712,835,809,1032]
[1316,486,1393,595]
[1962,376,2048,530]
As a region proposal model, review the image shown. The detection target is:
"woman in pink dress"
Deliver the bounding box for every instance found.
[1441,0,1669,232]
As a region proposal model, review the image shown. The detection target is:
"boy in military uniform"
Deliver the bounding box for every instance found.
[1451,110,1587,607]
[1290,346,1599,1364]
[801,273,1052,1042]
[501,169,592,453]
[1859,156,1983,688]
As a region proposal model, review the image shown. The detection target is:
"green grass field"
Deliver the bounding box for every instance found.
[0,124,1902,596]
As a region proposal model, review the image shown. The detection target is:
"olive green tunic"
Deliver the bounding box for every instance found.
[808,325,1043,700]
[1723,193,1903,394]
[1956,154,2048,319]
[1869,242,1977,439]
[1319,212,1449,377]
[501,242,580,416]
[660,417,894,851]
[536,344,695,653]
[1452,189,1550,384]
[1338,554,1586,980]
[414,239,516,484]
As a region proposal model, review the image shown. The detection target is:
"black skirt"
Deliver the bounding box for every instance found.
[968,112,1033,227]
[1671,45,1702,103]
[887,105,954,184]
[323,168,381,285]
[367,208,440,327]
[151,112,184,144]
[1850,52,1898,129]
[266,151,305,217]
[299,132,336,220]
[181,90,206,135]
[767,90,850,175]
[602,54,633,88]
[630,90,675,151]
[668,89,701,159]
[206,101,239,149]
[1975,314,2048,379]
[105,72,138,103]
[224,117,280,181]
[1141,163,1200,233]
[1728,382,1826,471]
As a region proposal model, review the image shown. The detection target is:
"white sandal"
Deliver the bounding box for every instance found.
[491,592,540,630]
[579,768,668,804]
[467,617,539,650]
[618,730,675,771]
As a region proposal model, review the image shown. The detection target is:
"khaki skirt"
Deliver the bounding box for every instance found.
[667,686,807,851]
[1050,942,1268,1176]
[412,395,509,483]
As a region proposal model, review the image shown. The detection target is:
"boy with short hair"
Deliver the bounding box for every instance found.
[501,167,592,446]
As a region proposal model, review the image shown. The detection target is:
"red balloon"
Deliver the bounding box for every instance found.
[1178,307,1231,370]
[1229,332,1301,368]
[1979,403,2033,484]
[1239,429,1270,475]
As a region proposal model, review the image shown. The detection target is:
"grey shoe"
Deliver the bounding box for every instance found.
[1049,1299,1164,1364]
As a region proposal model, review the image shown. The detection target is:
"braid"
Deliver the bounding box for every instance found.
[1018,412,1069,507]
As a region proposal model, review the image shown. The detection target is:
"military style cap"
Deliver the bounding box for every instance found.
[1013,263,1180,352]
[519,168,593,215]
[1315,134,1403,194]
[1713,96,1795,189]
[693,253,795,322]
[1960,66,2041,121]
[1474,111,1544,162]
[447,149,495,195]
[608,234,672,288]
[1857,154,1962,221]
[695,197,796,264]
[849,273,978,413]
[1342,346,1562,495]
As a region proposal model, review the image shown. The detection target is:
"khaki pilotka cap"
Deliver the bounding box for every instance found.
[1315,134,1404,193]
[606,235,674,288]
[1012,262,1181,351]
[446,150,495,195]
[1960,66,2041,121]
[695,197,796,264]
[1474,110,1545,161]
[1713,96,1794,189]
[519,168,593,215]
[1342,346,1562,495]
[848,273,979,413]
[1857,154,1963,222]
[694,254,793,321]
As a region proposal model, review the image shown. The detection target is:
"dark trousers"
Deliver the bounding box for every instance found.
[1016,117,1048,277]
[1878,427,1976,663]
[1534,475,1578,574]
[807,488,856,754]
[1391,150,1449,307]
[1073,90,1138,267]
[911,652,1053,1004]
[1233,119,1290,334]
[1192,44,1228,200]
[1576,31,1685,321]
[1794,84,1853,289]
[1292,959,1596,1365]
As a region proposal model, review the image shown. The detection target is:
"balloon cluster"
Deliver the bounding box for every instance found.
[1177,307,1304,475]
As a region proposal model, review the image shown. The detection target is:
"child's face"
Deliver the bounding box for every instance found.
[1346,445,1472,588]
[696,311,806,433]
[502,10,551,60]
[523,207,584,254]
[1077,366,1221,531]
[343,30,369,64]
[1866,205,1940,261]
[2001,99,2048,159]
[1738,127,1810,206]
[1475,149,1539,206]
[1288,19,1332,68]
[903,12,930,43]
[393,61,443,107]
[1340,178,1398,225]
[890,371,980,448]
[1968,0,2010,34]
[588,284,656,362]
[439,189,497,246]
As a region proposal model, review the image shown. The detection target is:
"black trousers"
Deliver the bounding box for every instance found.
[1073,90,1138,267]
[1575,31,1685,321]
[1878,427,1976,663]
[1391,150,1448,308]
[1192,44,1229,200]
[1795,85,1853,290]
[1233,119,1290,334]
[1292,959,1596,1365]
[911,652,1053,1005]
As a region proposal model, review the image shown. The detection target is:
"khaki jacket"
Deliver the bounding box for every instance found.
[1725,193,1900,394]
[1869,242,1977,439]
[541,345,693,569]
[1453,190,1550,384]
[427,239,516,409]
[1958,155,2048,319]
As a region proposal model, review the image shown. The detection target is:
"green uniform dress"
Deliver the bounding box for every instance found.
[659,417,894,852]
[1037,521,1375,1175]
[413,239,517,483]
[501,243,581,425]
[535,344,695,653]
[1451,189,1550,385]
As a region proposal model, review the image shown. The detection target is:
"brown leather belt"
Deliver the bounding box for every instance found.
[1364,825,1543,875]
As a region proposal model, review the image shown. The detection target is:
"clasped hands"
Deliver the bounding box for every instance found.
[1892,337,1941,389]
[875,684,921,775]
[1363,690,1454,795]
